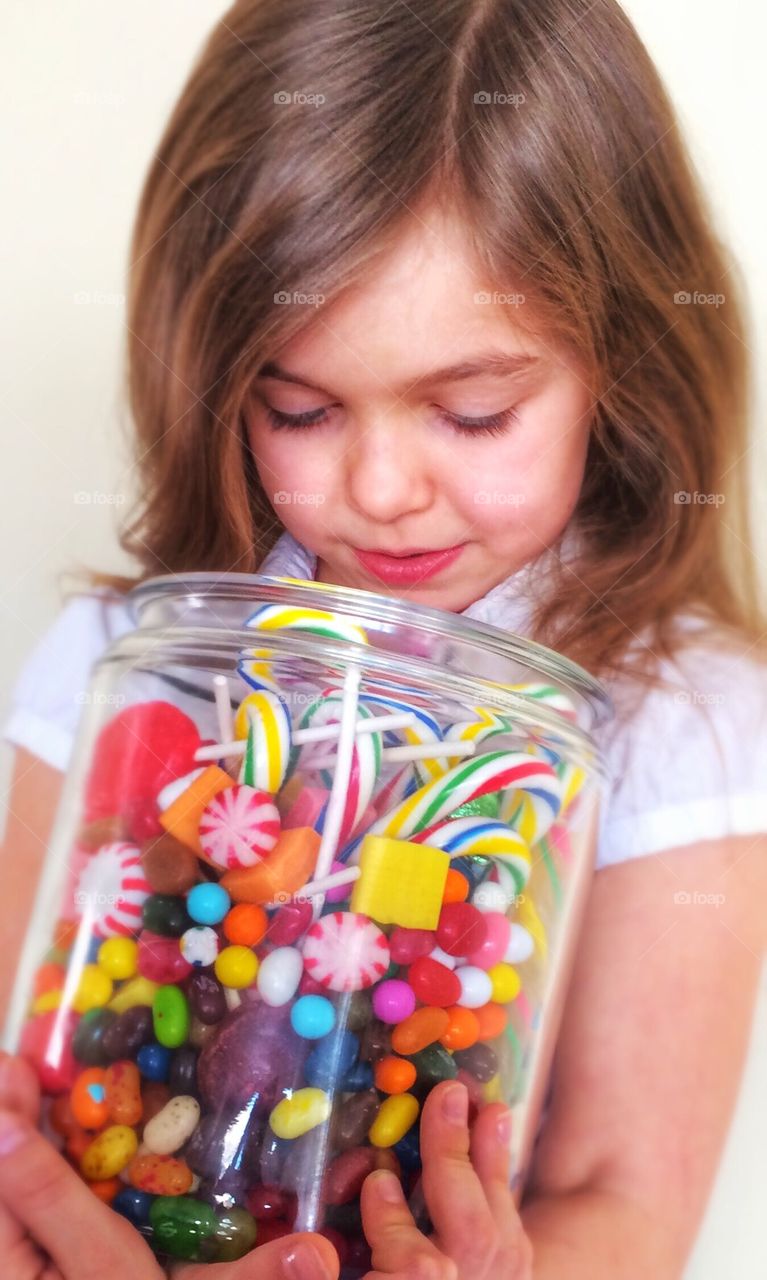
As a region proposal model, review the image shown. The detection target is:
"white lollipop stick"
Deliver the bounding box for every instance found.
[213,675,235,744]
[311,662,362,920]
[193,710,415,763]
[308,739,476,770]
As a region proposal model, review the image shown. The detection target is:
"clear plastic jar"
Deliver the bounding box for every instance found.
[3,573,611,1270]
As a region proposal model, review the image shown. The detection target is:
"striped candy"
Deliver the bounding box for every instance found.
[199,785,281,870]
[74,841,151,938]
[244,604,369,646]
[302,911,390,992]
[411,816,531,892]
[359,686,448,786]
[289,693,382,845]
[237,691,292,794]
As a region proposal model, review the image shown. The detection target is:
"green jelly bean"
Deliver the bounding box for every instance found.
[407,1044,457,1097]
[212,1208,258,1262]
[153,985,190,1048]
[142,894,191,937]
[149,1196,219,1261]
[72,1008,118,1065]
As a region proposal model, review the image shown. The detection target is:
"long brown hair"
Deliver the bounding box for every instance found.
[77,0,765,687]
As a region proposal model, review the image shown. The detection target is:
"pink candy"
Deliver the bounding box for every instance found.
[302,912,390,993]
[466,912,512,970]
[199,785,280,870]
[371,979,417,1024]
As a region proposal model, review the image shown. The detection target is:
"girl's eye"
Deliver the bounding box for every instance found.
[264,404,519,436]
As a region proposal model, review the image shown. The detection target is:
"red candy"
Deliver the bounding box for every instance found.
[20,1010,80,1094]
[267,900,313,947]
[407,956,461,1007]
[83,702,202,823]
[435,902,488,957]
[388,927,436,965]
[138,931,192,983]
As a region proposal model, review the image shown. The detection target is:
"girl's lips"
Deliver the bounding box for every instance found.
[352,543,465,586]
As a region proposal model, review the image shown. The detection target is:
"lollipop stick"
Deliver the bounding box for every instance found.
[308,739,476,770]
[193,710,415,763]
[311,662,362,920]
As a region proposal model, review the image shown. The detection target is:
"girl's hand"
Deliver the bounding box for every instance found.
[0,1051,338,1280]
[360,1080,533,1280]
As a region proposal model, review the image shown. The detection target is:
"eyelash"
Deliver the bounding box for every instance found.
[265,405,519,437]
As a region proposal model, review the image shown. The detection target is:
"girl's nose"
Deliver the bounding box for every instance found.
[345,413,434,522]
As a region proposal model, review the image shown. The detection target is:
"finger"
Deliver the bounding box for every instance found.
[418,1082,500,1277]
[172,1232,341,1279]
[469,1103,531,1266]
[0,1109,158,1280]
[0,1052,41,1123]
[360,1169,451,1278]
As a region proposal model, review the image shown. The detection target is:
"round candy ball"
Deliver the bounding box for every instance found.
[187,882,231,926]
[180,926,220,968]
[290,995,336,1040]
[97,937,138,981]
[372,980,417,1025]
[215,945,259,990]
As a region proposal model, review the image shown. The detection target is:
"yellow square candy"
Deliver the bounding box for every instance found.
[350,835,449,930]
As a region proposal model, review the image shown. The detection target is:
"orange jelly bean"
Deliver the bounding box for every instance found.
[474,1002,508,1041]
[104,1060,143,1126]
[374,1056,418,1095]
[441,870,469,904]
[391,1007,449,1055]
[439,1005,480,1051]
[50,1093,78,1138]
[89,1177,122,1205]
[70,1068,109,1130]
[33,962,66,998]
[128,1152,194,1196]
[223,903,269,947]
[54,919,78,950]
[66,1126,93,1164]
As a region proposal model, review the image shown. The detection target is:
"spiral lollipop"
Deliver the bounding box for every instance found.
[496,758,563,844]
[443,707,518,765]
[237,691,292,794]
[291,693,383,847]
[502,681,578,723]
[359,685,449,785]
[245,604,369,646]
[412,815,531,892]
[554,758,586,817]
[236,646,285,697]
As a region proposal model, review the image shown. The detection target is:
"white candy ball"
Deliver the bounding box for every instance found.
[455,964,493,1008]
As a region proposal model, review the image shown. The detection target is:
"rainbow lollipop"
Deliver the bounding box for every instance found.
[358,686,448,785]
[411,815,531,892]
[290,693,383,846]
[237,691,292,794]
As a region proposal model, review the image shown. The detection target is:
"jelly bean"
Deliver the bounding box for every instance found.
[304,1029,358,1090]
[138,931,192,984]
[374,1056,417,1095]
[359,1021,391,1064]
[104,1060,143,1126]
[137,1042,172,1081]
[466,911,511,969]
[153,985,190,1048]
[113,1187,154,1229]
[143,1095,201,1155]
[189,1016,219,1049]
[102,1005,155,1060]
[212,1207,258,1262]
[371,980,416,1025]
[483,1073,502,1102]
[388,928,435,965]
[330,1090,380,1151]
[323,1147,379,1205]
[73,965,114,1015]
[487,962,521,1003]
[474,1002,508,1040]
[369,1094,420,1148]
[442,869,469,904]
[346,990,372,1033]
[81,1125,139,1180]
[439,1005,480,1051]
[87,935,106,965]
[256,1220,293,1245]
[149,1195,219,1261]
[214,945,259,989]
[455,965,493,1009]
[187,971,227,1024]
[290,995,335,1039]
[257,946,303,1007]
[187,882,231,925]
[180,926,220,968]
[72,1008,118,1065]
[66,1124,93,1164]
[456,1068,484,1110]
[141,834,200,894]
[142,894,192,938]
[406,1045,457,1096]
[391,1007,449,1055]
[392,1128,421,1172]
[33,962,66,997]
[341,1061,375,1091]
[97,938,139,981]
[70,1068,109,1129]
[20,1009,79,1093]
[245,1183,294,1221]
[222,903,269,947]
[129,1152,194,1196]
[90,1176,122,1205]
[453,1042,498,1083]
[50,1093,78,1138]
[32,990,62,1015]
[436,902,488,957]
[142,1080,172,1124]
[269,1088,331,1139]
[169,1046,200,1097]
[125,795,164,843]
[78,814,131,850]
[408,956,461,1007]
[108,975,158,1013]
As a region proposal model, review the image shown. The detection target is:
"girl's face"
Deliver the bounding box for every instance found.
[246,208,595,612]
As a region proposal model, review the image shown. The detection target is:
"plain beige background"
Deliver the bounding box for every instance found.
[1,2,765,1275]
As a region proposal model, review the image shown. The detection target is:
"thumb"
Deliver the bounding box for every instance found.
[175,1230,340,1279]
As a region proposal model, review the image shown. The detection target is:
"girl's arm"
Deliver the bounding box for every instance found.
[519,832,766,1279]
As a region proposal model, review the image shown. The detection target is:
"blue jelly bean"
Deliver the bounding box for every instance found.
[290,995,335,1040]
[304,1029,358,1089]
[341,1060,374,1091]
[113,1187,155,1229]
[393,1128,421,1171]
[137,1042,172,1081]
[86,935,103,964]
[186,882,231,926]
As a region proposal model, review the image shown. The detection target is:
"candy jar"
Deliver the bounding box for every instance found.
[3,573,611,1271]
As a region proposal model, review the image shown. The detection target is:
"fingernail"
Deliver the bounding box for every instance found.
[0,1112,26,1159]
[375,1171,404,1204]
[441,1082,468,1125]
[496,1108,512,1145]
[282,1241,331,1280]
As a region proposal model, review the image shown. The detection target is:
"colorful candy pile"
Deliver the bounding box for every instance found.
[16,603,585,1268]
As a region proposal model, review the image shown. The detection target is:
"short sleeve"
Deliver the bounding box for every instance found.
[594,637,767,869]
[2,592,135,772]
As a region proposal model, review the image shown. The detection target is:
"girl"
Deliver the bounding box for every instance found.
[2,0,766,1276]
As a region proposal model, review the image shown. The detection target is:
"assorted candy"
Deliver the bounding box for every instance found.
[12,603,593,1270]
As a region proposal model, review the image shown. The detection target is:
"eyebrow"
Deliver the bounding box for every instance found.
[258,351,540,395]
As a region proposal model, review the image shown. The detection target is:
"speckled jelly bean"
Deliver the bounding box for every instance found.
[104,1060,143,1126]
[179,926,220,968]
[187,971,227,1025]
[371,980,416,1025]
[73,965,113,1015]
[487,962,521,1003]
[453,1042,499,1083]
[214,945,259,989]
[466,912,511,969]
[137,1042,172,1081]
[97,938,138,981]
[368,1094,420,1148]
[455,965,494,1009]
[80,1125,138,1180]
[435,902,488,957]
[359,1020,391,1064]
[187,881,231,925]
[269,1087,332,1139]
[153,985,190,1048]
[407,956,461,1007]
[149,1196,219,1261]
[391,1007,449,1055]
[142,894,192,938]
[290,994,336,1039]
[257,946,303,1006]
[70,1068,109,1129]
[128,1151,194,1195]
[330,1089,380,1151]
[143,1094,201,1155]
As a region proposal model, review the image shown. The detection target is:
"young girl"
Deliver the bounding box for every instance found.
[1,0,765,1276]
